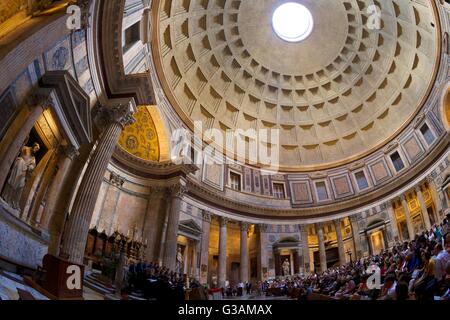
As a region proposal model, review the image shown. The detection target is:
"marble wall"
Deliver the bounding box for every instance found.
[0,20,97,268]
[0,202,48,269]
[0,29,97,137]
[91,165,149,239]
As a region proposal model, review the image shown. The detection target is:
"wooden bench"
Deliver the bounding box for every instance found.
[307,292,336,301]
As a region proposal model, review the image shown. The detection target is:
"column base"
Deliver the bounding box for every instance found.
[27,254,84,300]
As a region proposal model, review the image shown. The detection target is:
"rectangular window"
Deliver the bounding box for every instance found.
[420,123,435,146]
[123,22,141,53]
[273,183,286,199]
[315,181,328,201]
[230,171,241,191]
[355,171,369,190]
[390,151,405,172]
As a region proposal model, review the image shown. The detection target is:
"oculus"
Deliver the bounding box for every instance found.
[272,2,314,42]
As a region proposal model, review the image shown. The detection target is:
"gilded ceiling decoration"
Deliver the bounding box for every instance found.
[152,0,440,170]
[118,106,160,162]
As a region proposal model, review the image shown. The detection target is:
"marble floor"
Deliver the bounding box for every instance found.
[0,271,48,300]
[224,294,292,301]
[0,269,104,300]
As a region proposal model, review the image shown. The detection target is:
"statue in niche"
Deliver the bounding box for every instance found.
[1,142,40,209]
[176,247,184,274]
[282,258,290,276]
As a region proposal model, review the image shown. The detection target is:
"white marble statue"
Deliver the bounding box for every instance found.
[282,258,290,276]
[1,143,40,209]
[176,247,184,273]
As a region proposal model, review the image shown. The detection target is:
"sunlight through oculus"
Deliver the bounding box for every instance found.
[272,2,314,43]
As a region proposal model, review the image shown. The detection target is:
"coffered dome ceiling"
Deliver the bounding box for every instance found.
[151,0,440,171]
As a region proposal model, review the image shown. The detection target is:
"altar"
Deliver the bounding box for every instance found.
[272,238,302,277]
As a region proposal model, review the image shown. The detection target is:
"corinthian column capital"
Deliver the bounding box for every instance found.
[219,216,229,227]
[57,144,79,160]
[169,183,188,199]
[415,184,423,194]
[149,185,167,196]
[93,100,136,130]
[240,222,250,232]
[258,224,269,233]
[202,210,212,222]
[26,89,54,110]
[333,219,342,228]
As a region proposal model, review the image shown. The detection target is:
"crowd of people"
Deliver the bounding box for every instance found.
[261,215,450,301]
[118,215,450,301]
[222,281,253,297]
[121,261,202,300]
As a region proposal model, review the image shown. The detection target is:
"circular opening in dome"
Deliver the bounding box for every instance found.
[272,2,314,43]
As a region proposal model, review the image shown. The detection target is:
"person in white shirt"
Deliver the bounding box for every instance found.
[433,243,450,282]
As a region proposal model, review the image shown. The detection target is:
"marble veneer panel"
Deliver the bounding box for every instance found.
[0,203,48,269]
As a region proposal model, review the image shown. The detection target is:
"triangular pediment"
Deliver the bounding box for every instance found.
[179,219,202,236]
[40,71,93,148]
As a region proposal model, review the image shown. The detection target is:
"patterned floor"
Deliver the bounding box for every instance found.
[0,269,104,300]
[0,271,48,300]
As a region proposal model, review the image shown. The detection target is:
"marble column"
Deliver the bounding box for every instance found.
[240,222,249,283]
[315,223,327,273]
[427,177,443,219]
[387,201,400,244]
[60,103,135,264]
[192,240,199,279]
[158,204,170,266]
[143,186,167,262]
[200,211,211,285]
[416,185,432,230]
[333,219,346,266]
[350,215,362,260]
[400,195,415,240]
[46,142,95,256]
[294,248,302,275]
[0,94,49,192]
[163,182,188,270]
[300,225,310,274]
[218,217,228,288]
[40,145,78,229]
[257,224,269,281]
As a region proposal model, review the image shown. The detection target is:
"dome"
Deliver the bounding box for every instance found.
[152,0,440,170]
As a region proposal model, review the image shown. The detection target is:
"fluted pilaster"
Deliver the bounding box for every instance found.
[257,224,269,281]
[40,145,78,229]
[387,201,400,243]
[218,217,228,288]
[426,177,443,218]
[300,225,310,274]
[415,185,432,230]
[333,219,346,266]
[199,211,212,285]
[315,223,327,273]
[350,215,362,260]
[400,194,415,240]
[162,182,188,270]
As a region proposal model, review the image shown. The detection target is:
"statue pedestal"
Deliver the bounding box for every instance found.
[26,254,84,300]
